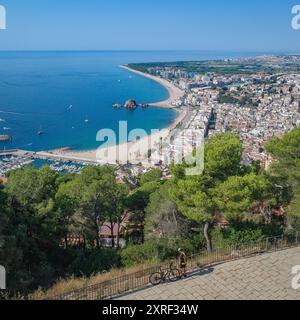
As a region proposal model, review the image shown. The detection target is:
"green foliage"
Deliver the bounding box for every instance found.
[2,127,300,296]
[266,126,300,221]
[56,166,128,248]
[287,186,300,219]
[67,249,121,277]
[171,133,244,224]
[218,92,240,105]
[217,91,255,108]
[1,166,64,292]
[211,220,283,248]
[171,178,214,224]
[120,241,160,267]
[6,165,58,211]
[125,177,162,245]
[0,165,129,294]
[138,168,162,186]
[126,181,161,211]
[213,174,267,220]
[212,225,264,248]
[144,182,187,240]
[179,232,206,255]
[128,58,293,76]
[266,126,300,161]
[170,162,186,180]
[205,132,243,182]
[120,239,178,267]
[121,232,207,267]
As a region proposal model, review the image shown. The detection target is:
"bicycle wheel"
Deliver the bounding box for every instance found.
[150,272,162,286]
[168,268,181,282]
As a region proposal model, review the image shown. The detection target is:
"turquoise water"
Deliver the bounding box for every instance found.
[0,51,274,151]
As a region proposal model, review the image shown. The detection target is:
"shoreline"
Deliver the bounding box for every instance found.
[120,65,184,108]
[46,66,186,165]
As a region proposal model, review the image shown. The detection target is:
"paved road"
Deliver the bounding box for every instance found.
[117,247,300,300]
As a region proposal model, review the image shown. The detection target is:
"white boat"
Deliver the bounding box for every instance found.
[37,125,43,135]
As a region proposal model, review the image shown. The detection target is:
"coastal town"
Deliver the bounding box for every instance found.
[146,55,300,168]
[2,1,300,304]
[1,55,300,179]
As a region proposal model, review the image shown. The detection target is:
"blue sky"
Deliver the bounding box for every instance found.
[0,0,299,52]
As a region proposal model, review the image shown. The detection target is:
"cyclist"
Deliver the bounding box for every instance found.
[178,248,187,277]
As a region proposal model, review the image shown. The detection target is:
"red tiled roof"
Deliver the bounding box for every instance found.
[100,223,120,237]
[214,212,229,226]
[0,176,8,184]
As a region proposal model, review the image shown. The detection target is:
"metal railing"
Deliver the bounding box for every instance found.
[48,233,300,300]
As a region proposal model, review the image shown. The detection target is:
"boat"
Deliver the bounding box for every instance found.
[67,105,73,111]
[0,135,12,142]
[113,104,122,109]
[37,125,44,135]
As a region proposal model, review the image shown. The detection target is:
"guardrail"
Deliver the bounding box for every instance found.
[48,233,300,300]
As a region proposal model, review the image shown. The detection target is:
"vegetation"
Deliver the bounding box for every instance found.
[218,90,256,108]
[128,57,300,76]
[1,127,300,298]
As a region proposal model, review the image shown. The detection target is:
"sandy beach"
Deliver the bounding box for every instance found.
[47,66,185,165]
[120,65,184,108]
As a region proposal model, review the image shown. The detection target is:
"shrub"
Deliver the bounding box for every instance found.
[120,234,206,267]
[120,241,159,267]
[67,249,121,277]
[212,221,266,248]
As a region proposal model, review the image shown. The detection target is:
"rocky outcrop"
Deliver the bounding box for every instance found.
[125,99,137,110]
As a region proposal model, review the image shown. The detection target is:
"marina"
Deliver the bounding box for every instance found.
[0,149,94,176]
[0,135,11,142]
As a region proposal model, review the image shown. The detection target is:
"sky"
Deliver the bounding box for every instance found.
[0,0,299,52]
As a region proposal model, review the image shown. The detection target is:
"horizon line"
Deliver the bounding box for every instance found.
[0,49,297,54]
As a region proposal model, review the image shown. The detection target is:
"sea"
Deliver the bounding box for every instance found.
[0,50,280,152]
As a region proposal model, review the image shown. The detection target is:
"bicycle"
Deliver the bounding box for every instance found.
[149,262,181,286]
